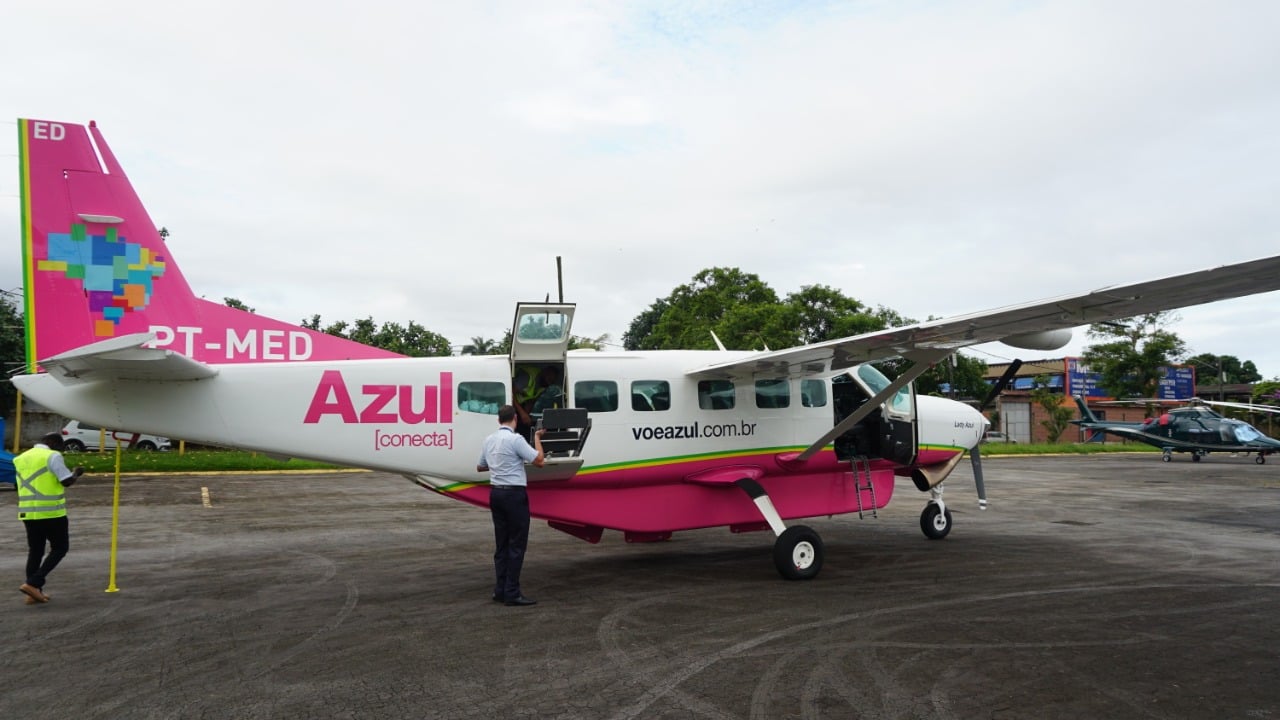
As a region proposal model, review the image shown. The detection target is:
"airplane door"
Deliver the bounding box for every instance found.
[833,365,919,466]
[510,302,576,403]
[510,302,576,363]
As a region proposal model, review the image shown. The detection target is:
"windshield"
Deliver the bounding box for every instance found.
[855,364,912,414]
[1224,419,1265,443]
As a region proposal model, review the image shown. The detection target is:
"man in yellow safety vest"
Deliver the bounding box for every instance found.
[15,432,84,604]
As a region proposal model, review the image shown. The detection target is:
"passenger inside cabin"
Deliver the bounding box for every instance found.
[531,366,564,417]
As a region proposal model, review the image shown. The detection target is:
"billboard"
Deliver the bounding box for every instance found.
[1064,358,1195,399]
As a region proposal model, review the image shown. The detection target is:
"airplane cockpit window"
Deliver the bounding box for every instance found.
[631,380,670,412]
[457,381,505,415]
[698,380,735,410]
[801,379,827,408]
[755,378,790,409]
[573,380,618,412]
[516,312,569,342]
[1225,419,1265,443]
[855,364,911,414]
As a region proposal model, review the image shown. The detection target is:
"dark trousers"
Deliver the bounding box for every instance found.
[490,486,530,601]
[24,516,70,589]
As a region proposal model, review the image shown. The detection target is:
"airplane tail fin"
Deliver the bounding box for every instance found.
[17,118,401,369]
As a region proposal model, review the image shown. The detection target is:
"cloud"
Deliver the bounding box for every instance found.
[2,0,1278,375]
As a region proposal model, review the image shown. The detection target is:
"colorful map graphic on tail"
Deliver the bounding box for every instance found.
[38,223,166,337]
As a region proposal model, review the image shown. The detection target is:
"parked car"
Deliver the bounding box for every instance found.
[983,431,1016,444]
[61,420,171,452]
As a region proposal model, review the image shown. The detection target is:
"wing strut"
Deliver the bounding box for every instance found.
[797,349,951,461]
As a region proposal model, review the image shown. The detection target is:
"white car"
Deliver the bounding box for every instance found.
[61,420,171,452]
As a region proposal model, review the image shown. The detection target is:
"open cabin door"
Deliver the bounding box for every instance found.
[510,303,576,400]
[831,365,918,466]
[509,303,585,482]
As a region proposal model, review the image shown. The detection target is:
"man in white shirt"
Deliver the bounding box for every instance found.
[477,405,544,606]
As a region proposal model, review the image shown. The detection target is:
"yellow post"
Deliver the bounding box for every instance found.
[105,443,122,593]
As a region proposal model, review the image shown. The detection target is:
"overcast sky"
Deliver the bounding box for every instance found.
[2,0,1278,379]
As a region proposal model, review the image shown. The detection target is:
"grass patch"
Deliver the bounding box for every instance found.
[979,442,1159,456]
[67,449,350,474]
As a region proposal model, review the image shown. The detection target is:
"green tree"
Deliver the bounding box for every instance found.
[1184,353,1262,387]
[1080,311,1186,398]
[224,297,255,313]
[624,268,785,350]
[622,270,907,352]
[1253,380,1280,405]
[568,333,610,351]
[0,292,26,415]
[300,314,451,356]
[783,284,888,343]
[1030,374,1073,442]
[916,353,989,400]
[622,300,668,350]
[461,336,499,355]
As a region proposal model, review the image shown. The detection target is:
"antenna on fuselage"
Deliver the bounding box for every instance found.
[710,331,728,351]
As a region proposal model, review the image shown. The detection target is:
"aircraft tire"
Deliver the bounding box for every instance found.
[1192,453,1202,462]
[1161,454,1172,463]
[920,503,952,540]
[1257,455,1266,465]
[773,525,823,581]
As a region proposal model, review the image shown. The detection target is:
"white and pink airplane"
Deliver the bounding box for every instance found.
[13,118,1280,579]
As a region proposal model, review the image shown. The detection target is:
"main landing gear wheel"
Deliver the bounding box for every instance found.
[1257,455,1267,465]
[920,503,952,540]
[773,525,824,581]
[1192,453,1202,463]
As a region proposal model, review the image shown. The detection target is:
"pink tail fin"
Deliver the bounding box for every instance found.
[18,119,401,368]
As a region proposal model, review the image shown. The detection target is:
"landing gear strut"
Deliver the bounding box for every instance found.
[735,478,825,580]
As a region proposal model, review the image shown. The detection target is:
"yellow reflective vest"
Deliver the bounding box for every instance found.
[514,366,541,404]
[15,446,67,520]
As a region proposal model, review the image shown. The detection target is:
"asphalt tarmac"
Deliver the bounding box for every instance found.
[2,454,1278,719]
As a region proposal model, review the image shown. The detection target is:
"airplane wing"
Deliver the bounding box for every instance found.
[687,254,1280,380]
[32,332,219,386]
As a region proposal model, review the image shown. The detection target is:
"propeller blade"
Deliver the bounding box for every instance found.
[970,443,988,510]
[981,359,1023,411]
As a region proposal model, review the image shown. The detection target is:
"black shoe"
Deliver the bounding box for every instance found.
[492,594,503,603]
[504,596,537,607]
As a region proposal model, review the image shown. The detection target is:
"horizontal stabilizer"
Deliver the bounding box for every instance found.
[35,332,219,386]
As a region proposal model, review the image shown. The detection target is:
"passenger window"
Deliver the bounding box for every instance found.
[574,380,618,412]
[698,380,735,410]
[755,378,790,409]
[631,380,670,412]
[801,379,827,408]
[457,381,505,415]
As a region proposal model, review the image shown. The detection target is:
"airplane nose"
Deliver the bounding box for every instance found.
[971,406,990,447]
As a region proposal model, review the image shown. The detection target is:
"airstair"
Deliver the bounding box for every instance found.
[849,456,877,519]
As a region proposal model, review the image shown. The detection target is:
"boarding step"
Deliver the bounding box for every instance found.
[849,456,877,519]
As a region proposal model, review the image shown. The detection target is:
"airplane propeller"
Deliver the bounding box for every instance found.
[971,359,1022,509]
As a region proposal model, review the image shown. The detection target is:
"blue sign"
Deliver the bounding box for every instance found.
[1157,365,1196,399]
[1065,357,1194,399]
